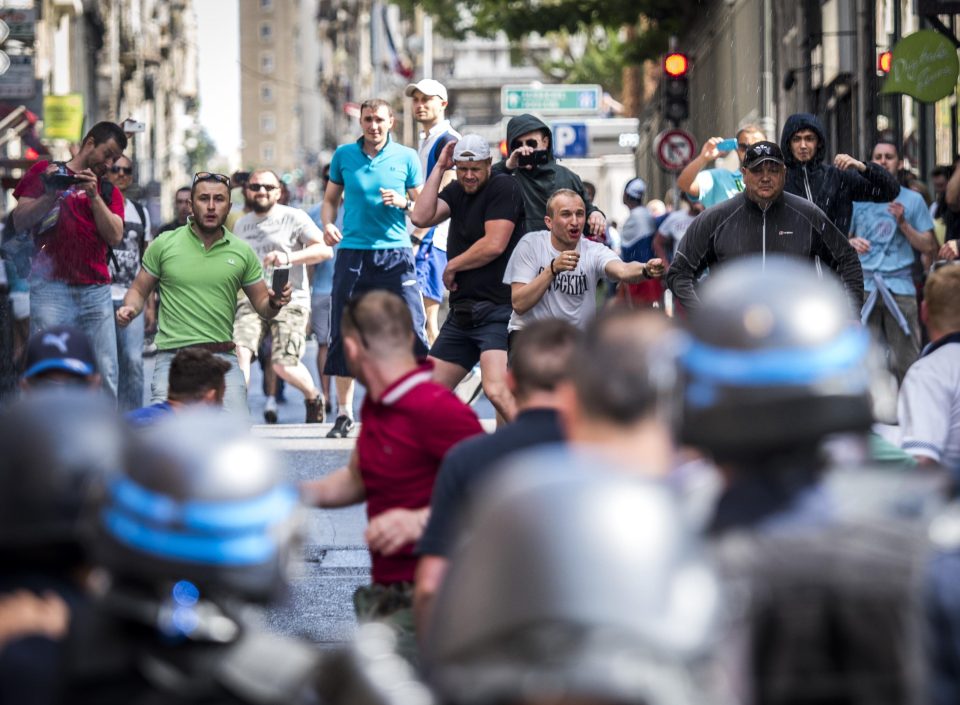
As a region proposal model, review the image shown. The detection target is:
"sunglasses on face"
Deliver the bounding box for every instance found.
[247,183,278,192]
[110,166,133,175]
[737,143,750,151]
[192,172,231,188]
[512,138,541,150]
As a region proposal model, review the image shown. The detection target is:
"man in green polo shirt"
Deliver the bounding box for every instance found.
[117,172,292,416]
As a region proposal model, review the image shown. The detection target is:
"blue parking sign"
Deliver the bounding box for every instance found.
[552,123,588,158]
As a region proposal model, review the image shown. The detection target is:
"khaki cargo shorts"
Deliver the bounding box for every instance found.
[233,298,310,367]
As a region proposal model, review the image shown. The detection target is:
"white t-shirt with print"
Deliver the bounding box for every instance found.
[503,229,618,332]
[233,204,324,307]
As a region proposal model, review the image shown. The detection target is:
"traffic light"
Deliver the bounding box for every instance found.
[877,50,892,74]
[662,52,690,125]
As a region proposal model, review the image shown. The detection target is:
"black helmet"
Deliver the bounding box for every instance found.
[0,389,123,566]
[423,456,717,705]
[678,257,883,458]
[94,409,302,604]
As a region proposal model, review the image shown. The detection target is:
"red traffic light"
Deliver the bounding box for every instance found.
[664,53,689,77]
[877,51,892,74]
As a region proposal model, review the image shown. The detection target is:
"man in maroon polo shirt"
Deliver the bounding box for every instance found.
[302,289,482,659]
[11,122,128,399]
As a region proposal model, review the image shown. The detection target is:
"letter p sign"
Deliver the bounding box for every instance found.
[551,123,588,158]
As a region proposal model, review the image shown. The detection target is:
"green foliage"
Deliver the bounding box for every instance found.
[394,1,699,99]
[184,127,217,174]
[396,0,697,63]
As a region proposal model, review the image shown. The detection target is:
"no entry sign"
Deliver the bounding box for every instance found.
[655,129,697,172]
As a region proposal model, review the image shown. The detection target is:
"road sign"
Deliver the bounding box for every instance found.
[552,122,588,158]
[0,54,34,99]
[0,8,36,42]
[654,128,697,172]
[502,84,602,115]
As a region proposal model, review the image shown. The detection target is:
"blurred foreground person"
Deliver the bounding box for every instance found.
[0,390,124,705]
[678,257,930,704]
[60,410,322,704]
[422,461,718,705]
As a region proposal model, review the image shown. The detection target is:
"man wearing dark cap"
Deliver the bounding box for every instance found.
[20,325,101,390]
[667,141,863,314]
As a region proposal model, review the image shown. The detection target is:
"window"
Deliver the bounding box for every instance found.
[260,0,273,10]
[260,83,274,103]
[259,22,272,42]
[260,52,274,74]
[261,143,275,163]
[260,112,276,134]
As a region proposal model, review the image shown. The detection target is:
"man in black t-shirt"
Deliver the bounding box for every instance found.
[413,319,578,632]
[412,134,524,421]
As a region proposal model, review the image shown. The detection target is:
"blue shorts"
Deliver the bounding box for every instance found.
[415,239,447,303]
[323,247,429,377]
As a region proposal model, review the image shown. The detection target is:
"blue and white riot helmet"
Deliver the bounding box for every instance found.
[94,409,303,605]
[677,257,889,459]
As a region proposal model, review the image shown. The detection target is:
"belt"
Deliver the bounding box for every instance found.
[159,341,236,354]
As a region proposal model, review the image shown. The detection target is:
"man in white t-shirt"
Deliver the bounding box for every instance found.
[232,168,333,423]
[898,264,960,475]
[503,189,664,335]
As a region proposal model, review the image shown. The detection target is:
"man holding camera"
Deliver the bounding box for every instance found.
[232,168,332,424]
[493,114,604,237]
[11,121,128,399]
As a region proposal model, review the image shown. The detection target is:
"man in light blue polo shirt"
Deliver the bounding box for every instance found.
[320,98,427,437]
[850,140,936,384]
[677,125,766,208]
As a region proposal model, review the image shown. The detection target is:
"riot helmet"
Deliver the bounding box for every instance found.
[678,257,884,459]
[94,409,302,605]
[0,388,123,569]
[423,457,717,705]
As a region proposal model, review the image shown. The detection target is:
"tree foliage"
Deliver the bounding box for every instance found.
[397,0,698,65]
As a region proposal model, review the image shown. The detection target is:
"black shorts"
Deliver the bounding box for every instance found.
[430,304,510,371]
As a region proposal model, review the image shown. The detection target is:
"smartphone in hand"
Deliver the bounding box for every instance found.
[271,265,290,293]
[716,138,738,152]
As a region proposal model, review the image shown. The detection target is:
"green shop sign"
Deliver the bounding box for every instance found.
[881,30,959,104]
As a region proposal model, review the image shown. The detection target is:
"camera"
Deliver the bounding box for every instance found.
[43,163,82,190]
[518,150,550,168]
[121,118,146,133]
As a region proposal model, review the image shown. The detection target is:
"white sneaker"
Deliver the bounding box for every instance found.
[263,396,278,424]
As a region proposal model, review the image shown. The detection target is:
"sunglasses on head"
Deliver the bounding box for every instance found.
[192,172,231,187]
[247,183,278,192]
[512,138,541,150]
[110,166,133,175]
[930,259,960,274]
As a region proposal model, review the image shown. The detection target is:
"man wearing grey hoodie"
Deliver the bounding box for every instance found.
[780,112,899,234]
[493,114,605,237]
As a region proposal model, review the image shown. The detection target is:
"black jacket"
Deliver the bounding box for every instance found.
[492,114,600,234]
[780,113,900,234]
[666,191,864,313]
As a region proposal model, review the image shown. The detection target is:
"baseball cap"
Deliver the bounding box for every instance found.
[742,141,785,170]
[405,79,448,102]
[623,177,647,201]
[23,326,97,380]
[453,134,491,162]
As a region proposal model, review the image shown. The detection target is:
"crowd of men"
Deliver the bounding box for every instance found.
[3,78,960,704]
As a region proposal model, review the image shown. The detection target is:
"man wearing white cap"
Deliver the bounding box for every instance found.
[405,79,461,345]
[412,135,524,422]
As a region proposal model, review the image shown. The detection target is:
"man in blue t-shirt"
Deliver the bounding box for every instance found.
[320,99,427,437]
[677,124,766,208]
[850,141,936,383]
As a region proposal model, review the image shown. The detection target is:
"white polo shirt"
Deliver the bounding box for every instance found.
[417,120,461,252]
[898,333,960,472]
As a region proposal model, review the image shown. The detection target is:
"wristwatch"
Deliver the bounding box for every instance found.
[404,199,414,212]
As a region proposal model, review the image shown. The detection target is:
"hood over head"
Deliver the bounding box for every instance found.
[780,112,827,167]
[506,114,554,160]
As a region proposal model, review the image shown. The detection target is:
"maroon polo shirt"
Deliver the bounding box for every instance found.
[356,362,484,585]
[13,160,125,284]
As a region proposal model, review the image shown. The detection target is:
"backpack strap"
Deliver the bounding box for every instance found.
[130,199,148,258]
[98,180,120,270]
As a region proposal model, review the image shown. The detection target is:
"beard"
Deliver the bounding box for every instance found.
[250,200,272,214]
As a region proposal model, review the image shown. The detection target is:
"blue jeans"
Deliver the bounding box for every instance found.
[30,278,118,399]
[150,350,248,419]
[113,299,144,412]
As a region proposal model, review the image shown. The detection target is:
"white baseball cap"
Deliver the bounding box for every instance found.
[405,79,448,102]
[453,134,491,162]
